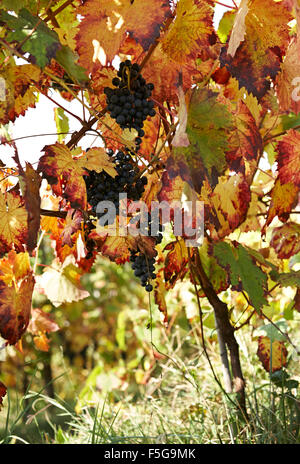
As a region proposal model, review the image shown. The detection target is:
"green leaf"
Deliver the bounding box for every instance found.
[1,8,61,68]
[213,241,267,310]
[217,10,236,43]
[254,320,288,342]
[55,46,88,84]
[1,8,88,82]
[175,89,233,190]
[54,107,69,143]
[270,270,300,288]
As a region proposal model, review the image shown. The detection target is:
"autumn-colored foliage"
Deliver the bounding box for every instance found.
[0,0,299,414]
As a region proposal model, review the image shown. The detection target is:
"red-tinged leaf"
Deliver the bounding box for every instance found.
[0,251,32,284]
[38,143,117,209]
[276,39,300,115]
[0,63,41,124]
[90,66,118,112]
[205,173,251,240]
[270,223,300,259]
[0,273,35,345]
[28,308,59,335]
[142,43,199,105]
[277,130,300,188]
[61,210,83,247]
[226,101,263,177]
[0,381,7,411]
[257,336,288,373]
[158,160,191,203]
[154,273,168,325]
[139,115,161,161]
[130,235,158,260]
[33,333,50,352]
[160,0,214,64]
[120,37,199,105]
[221,0,292,99]
[220,43,281,100]
[38,143,87,209]
[164,239,189,287]
[263,179,299,233]
[142,170,163,209]
[0,191,28,257]
[98,236,133,264]
[75,0,172,73]
[22,163,41,254]
[198,239,229,295]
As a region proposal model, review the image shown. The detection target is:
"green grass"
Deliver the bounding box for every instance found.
[1,329,299,444]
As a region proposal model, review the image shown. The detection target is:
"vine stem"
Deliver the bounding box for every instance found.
[210,0,237,9]
[263,124,300,144]
[43,0,75,22]
[136,121,179,179]
[16,0,54,52]
[44,93,84,124]
[192,247,248,418]
[139,14,175,71]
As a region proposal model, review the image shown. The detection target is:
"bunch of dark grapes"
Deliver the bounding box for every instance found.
[104,60,156,151]
[129,214,164,292]
[130,250,156,292]
[84,148,148,222]
[83,218,96,260]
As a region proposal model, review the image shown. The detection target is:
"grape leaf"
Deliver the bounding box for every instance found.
[226,101,263,176]
[54,107,69,143]
[205,173,251,240]
[154,273,168,325]
[164,239,189,287]
[276,39,300,115]
[61,210,83,247]
[38,143,117,209]
[263,179,299,233]
[75,0,172,72]
[270,223,300,259]
[0,381,6,411]
[277,129,300,188]
[28,307,59,352]
[213,241,267,310]
[175,88,233,191]
[36,256,90,307]
[0,63,41,124]
[198,239,228,295]
[28,307,59,335]
[220,0,292,99]
[257,336,288,373]
[0,251,34,345]
[0,191,28,257]
[217,10,236,44]
[160,0,214,64]
[1,8,61,68]
[270,270,300,288]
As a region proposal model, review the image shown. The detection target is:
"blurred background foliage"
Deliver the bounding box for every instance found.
[0,235,299,444]
[0,235,202,410]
